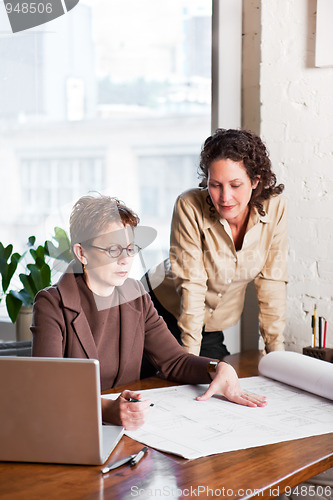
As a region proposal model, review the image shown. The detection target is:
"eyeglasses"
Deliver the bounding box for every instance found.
[86,243,141,259]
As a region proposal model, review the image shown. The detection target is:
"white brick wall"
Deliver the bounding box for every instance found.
[244,0,333,351]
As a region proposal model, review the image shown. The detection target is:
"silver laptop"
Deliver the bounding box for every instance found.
[0,357,124,465]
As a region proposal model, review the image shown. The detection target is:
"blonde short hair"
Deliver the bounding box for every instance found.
[69,194,139,247]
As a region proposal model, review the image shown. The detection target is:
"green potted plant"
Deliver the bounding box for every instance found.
[0,227,72,340]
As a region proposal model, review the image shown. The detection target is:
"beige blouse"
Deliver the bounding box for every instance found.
[148,188,288,355]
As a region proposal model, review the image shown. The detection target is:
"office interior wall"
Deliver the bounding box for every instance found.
[242,0,333,351]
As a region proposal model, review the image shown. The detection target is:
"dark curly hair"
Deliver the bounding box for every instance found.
[198,128,284,216]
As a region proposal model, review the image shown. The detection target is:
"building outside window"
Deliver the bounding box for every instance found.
[20,156,105,219]
[0,0,212,317]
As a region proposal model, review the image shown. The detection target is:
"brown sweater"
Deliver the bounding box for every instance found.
[76,274,120,390]
[31,263,212,391]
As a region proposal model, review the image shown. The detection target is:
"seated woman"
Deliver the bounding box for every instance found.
[31,194,266,430]
[145,128,288,358]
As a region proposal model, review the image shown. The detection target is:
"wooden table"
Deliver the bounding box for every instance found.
[0,351,332,499]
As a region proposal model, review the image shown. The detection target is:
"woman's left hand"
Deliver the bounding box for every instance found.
[196,362,267,407]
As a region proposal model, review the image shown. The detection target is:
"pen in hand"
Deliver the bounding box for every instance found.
[129,397,154,407]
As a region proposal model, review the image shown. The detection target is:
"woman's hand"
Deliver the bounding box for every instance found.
[102,389,152,430]
[196,362,267,407]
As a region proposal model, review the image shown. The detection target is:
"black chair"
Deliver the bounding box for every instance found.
[0,341,32,356]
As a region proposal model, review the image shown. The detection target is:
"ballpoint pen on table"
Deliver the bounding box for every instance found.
[130,446,148,467]
[101,454,136,474]
[101,447,148,474]
[311,314,315,347]
[318,316,322,349]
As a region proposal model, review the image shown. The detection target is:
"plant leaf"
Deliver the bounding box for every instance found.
[45,227,72,263]
[30,245,46,268]
[0,257,7,279]
[10,289,33,307]
[40,263,51,288]
[0,251,21,293]
[0,243,13,262]
[4,244,13,260]
[29,263,51,292]
[19,273,37,301]
[6,292,23,323]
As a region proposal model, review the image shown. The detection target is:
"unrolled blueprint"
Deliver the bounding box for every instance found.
[102,353,333,459]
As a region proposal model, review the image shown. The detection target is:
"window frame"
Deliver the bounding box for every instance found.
[211,0,242,131]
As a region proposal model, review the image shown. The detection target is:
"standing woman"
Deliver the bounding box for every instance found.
[146,128,287,358]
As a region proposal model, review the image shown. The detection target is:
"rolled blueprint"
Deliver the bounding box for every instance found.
[259,350,333,401]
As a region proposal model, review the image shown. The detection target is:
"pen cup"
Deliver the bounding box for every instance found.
[302,346,333,363]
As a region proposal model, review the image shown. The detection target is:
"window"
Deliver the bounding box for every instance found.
[20,156,104,220]
[0,0,212,319]
[138,154,198,220]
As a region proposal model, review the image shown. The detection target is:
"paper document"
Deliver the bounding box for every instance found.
[103,352,333,459]
[258,350,333,400]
